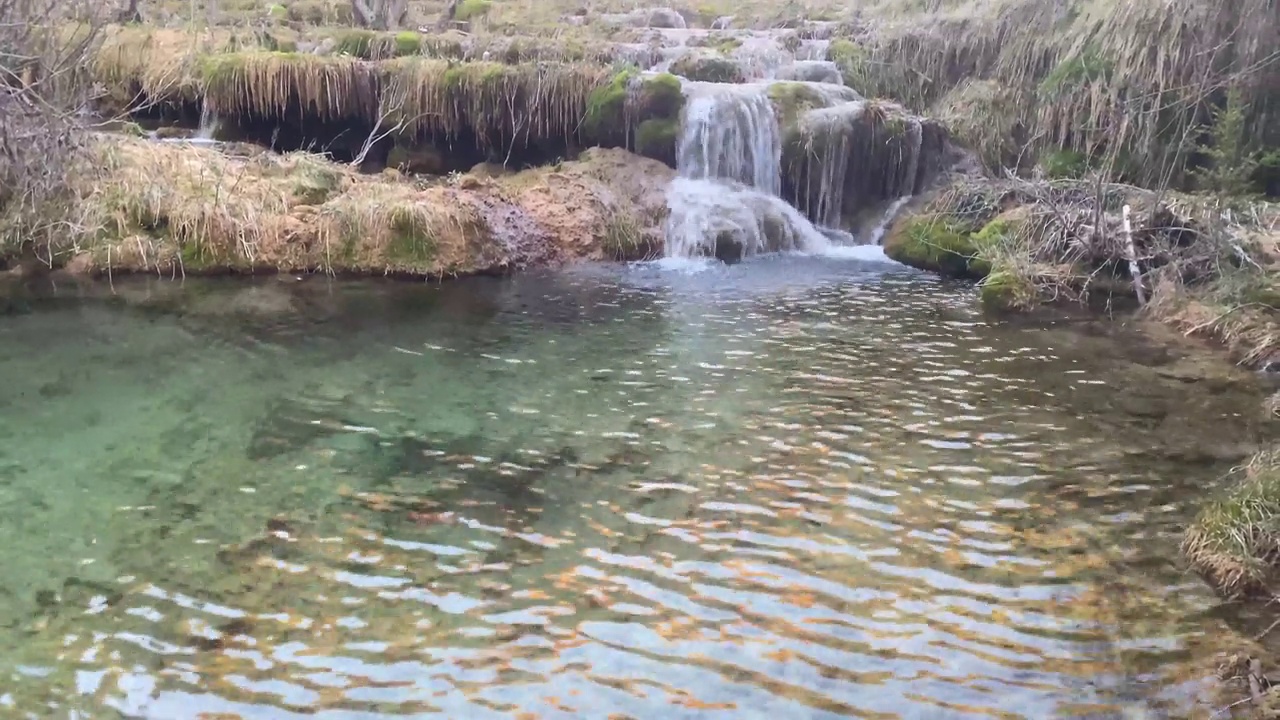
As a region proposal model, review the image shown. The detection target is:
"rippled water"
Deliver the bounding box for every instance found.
[0,255,1271,718]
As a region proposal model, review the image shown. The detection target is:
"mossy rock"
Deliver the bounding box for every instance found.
[635,72,683,119]
[585,68,636,139]
[454,0,493,21]
[669,54,744,84]
[634,118,678,166]
[1183,451,1280,599]
[883,214,987,279]
[979,268,1037,311]
[767,81,828,128]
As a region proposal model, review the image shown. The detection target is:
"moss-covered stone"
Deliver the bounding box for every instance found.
[669,54,744,84]
[634,118,678,166]
[979,268,1036,311]
[585,68,637,139]
[635,72,683,118]
[767,81,828,127]
[883,215,987,278]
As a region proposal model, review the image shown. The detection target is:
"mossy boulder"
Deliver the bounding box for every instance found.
[585,71,684,163]
[669,54,744,84]
[883,214,987,278]
[635,119,678,166]
[585,68,637,141]
[767,82,829,128]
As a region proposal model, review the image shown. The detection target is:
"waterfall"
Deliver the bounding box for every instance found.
[676,84,780,194]
[196,104,221,141]
[664,82,833,262]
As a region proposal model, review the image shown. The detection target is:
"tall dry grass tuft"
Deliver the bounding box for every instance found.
[0,0,112,265]
[842,0,1280,187]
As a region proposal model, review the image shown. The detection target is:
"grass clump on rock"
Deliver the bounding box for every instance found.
[1183,450,1280,599]
[669,54,744,84]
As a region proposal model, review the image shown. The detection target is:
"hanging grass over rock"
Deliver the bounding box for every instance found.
[200,52,381,123]
[382,58,612,152]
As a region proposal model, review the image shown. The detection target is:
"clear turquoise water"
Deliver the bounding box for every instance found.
[0,255,1268,718]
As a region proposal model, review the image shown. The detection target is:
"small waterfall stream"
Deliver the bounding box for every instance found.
[664,82,834,261]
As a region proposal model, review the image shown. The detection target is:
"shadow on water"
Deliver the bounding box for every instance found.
[0,254,1275,718]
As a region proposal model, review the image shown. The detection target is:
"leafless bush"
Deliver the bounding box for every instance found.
[0,0,112,263]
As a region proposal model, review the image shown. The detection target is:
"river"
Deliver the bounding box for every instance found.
[0,253,1269,718]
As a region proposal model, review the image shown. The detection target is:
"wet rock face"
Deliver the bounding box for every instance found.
[774,60,843,84]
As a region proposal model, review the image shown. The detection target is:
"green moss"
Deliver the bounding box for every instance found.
[387,208,437,264]
[634,118,678,165]
[767,81,827,127]
[585,68,637,138]
[1184,451,1280,598]
[393,31,422,56]
[979,268,1036,311]
[1041,149,1090,179]
[882,216,986,279]
[669,55,744,84]
[635,72,683,119]
[454,0,492,21]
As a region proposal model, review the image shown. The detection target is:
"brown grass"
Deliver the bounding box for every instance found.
[58,135,670,277]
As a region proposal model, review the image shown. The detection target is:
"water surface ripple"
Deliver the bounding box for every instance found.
[0,256,1267,718]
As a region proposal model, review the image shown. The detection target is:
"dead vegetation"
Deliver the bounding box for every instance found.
[52,135,671,277]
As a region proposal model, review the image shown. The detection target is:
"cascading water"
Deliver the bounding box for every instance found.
[676,84,781,194]
[664,82,836,262]
[196,104,221,140]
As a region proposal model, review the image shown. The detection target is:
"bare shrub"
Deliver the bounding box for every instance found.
[0,0,111,265]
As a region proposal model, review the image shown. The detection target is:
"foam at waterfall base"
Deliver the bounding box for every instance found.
[663,177,894,264]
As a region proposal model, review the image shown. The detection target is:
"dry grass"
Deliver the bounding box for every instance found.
[55,135,669,277]
[381,59,612,148]
[1184,449,1280,599]
[201,51,381,122]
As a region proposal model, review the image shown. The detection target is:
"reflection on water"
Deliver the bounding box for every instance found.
[0,255,1270,718]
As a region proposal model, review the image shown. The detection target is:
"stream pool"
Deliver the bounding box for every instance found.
[0,253,1270,718]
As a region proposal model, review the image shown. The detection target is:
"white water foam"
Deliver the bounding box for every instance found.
[664,82,841,261]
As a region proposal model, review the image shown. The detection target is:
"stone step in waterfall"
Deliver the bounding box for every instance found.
[662,77,930,262]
